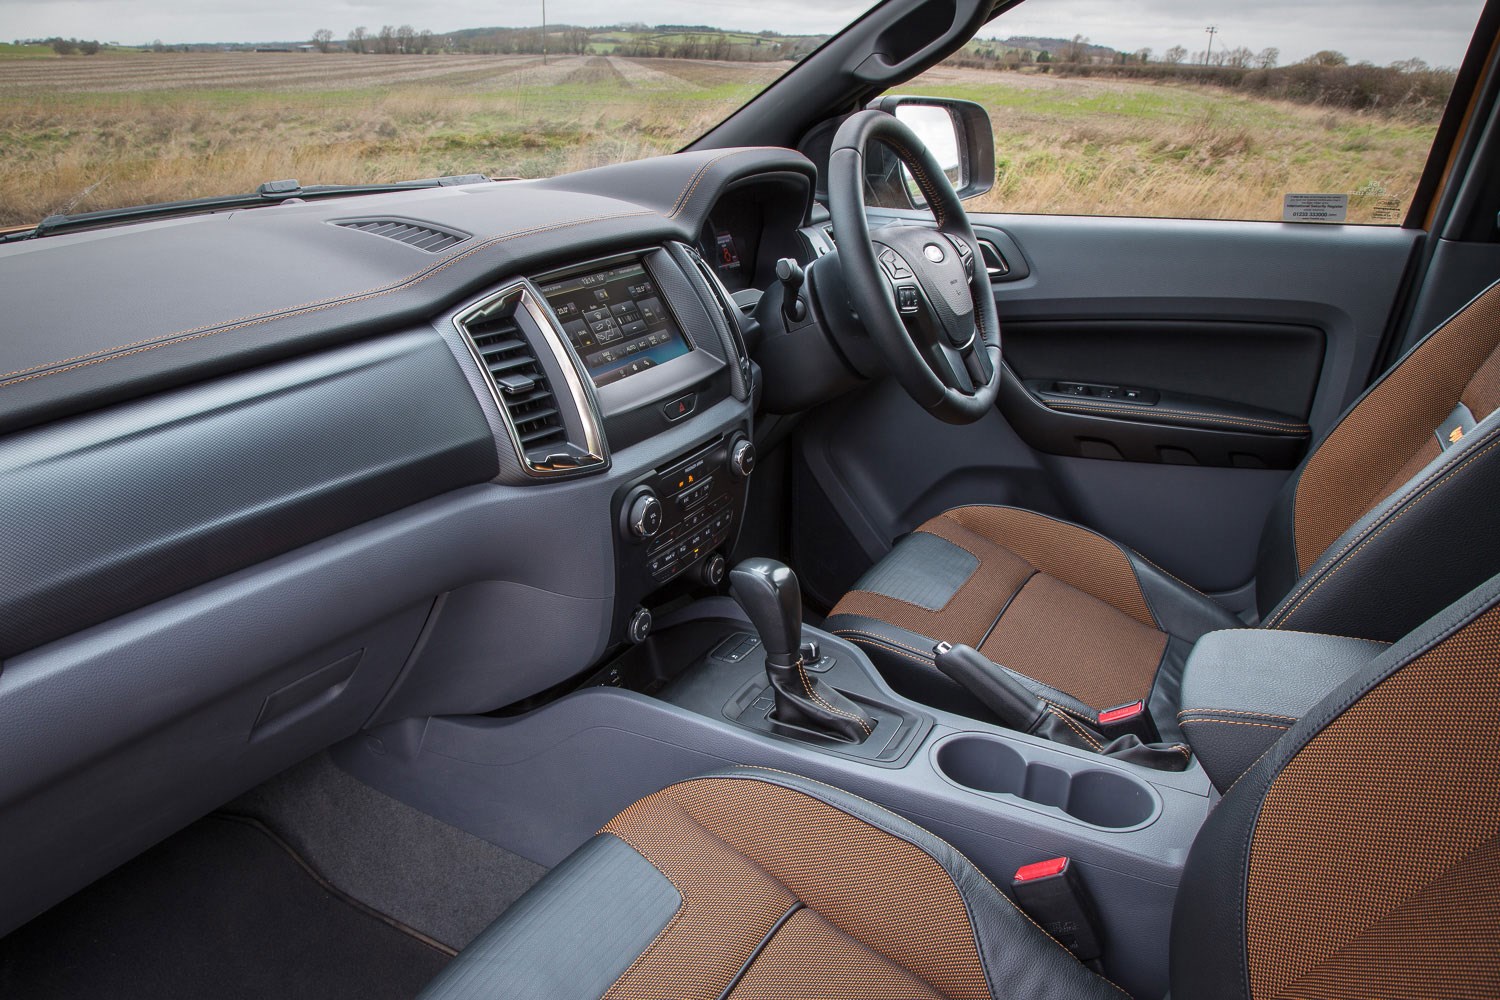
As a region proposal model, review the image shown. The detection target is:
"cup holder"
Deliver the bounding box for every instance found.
[933,733,1158,830]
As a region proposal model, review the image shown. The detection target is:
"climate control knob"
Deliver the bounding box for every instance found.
[627,490,663,539]
[729,436,756,479]
[701,552,728,587]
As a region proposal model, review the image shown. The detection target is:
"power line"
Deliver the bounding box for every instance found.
[1204,25,1218,66]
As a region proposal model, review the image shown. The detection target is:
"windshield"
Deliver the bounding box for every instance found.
[0,2,876,228]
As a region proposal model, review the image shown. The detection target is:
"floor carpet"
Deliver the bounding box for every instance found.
[0,814,451,1000]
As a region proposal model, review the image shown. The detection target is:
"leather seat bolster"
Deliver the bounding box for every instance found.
[1263,418,1500,641]
[1126,554,1242,641]
[417,833,680,1000]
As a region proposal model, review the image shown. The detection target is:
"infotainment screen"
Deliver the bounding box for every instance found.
[539,259,692,387]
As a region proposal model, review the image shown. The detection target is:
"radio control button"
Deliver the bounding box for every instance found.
[626,491,663,540]
[729,436,755,478]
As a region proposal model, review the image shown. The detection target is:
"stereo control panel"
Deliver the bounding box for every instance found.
[611,429,755,641]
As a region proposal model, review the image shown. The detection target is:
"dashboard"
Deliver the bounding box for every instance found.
[0,146,817,940]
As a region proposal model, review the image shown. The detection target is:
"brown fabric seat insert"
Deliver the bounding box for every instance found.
[1290,283,1500,576]
[829,505,1168,711]
[599,775,994,1000]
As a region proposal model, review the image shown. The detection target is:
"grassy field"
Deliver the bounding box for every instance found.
[0,52,1443,227]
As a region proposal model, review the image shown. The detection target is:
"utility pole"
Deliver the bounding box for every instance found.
[1204,25,1218,66]
[542,0,547,64]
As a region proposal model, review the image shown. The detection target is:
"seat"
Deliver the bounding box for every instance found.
[826,279,1500,732]
[417,574,1500,999]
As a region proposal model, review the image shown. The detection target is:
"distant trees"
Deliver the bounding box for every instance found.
[1163,45,1187,64]
[311,28,333,52]
[377,25,397,54]
[347,26,367,53]
[1391,57,1429,73]
[1257,47,1279,69]
[48,37,102,55]
[1062,34,1090,63]
[1302,49,1349,67]
[1223,45,1254,68]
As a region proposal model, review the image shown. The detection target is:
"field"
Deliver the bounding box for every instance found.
[0,51,1443,228]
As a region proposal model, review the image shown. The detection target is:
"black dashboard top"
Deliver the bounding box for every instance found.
[0,146,814,436]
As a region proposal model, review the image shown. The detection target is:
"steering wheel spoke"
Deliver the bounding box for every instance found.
[962,336,994,387]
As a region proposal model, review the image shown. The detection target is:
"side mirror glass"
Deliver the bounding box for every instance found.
[895,104,963,189]
[866,95,996,205]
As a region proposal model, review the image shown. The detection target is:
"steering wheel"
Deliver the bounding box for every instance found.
[828,110,1002,424]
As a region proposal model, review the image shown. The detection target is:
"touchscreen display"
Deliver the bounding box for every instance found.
[540,260,691,387]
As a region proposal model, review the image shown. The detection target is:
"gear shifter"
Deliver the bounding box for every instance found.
[729,558,877,743]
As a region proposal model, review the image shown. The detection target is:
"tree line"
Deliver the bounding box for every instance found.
[304,24,818,62]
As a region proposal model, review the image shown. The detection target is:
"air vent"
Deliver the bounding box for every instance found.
[454,286,605,476]
[334,218,469,252]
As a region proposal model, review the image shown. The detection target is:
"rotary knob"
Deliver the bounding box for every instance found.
[729,436,756,479]
[626,606,653,644]
[701,552,728,587]
[627,490,662,539]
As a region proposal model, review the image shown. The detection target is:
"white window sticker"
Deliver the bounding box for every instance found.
[1283,194,1349,223]
[1370,198,1404,223]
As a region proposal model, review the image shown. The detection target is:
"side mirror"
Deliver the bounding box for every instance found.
[865,95,995,203]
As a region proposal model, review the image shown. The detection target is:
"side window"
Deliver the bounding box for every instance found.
[897,0,1485,224]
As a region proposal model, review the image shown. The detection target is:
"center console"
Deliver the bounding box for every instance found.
[517,245,759,648]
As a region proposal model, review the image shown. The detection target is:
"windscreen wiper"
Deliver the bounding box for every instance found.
[5,175,493,243]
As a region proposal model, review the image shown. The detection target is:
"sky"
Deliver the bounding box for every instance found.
[1,0,1485,67]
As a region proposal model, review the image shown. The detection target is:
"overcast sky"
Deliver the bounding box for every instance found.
[2,0,1484,66]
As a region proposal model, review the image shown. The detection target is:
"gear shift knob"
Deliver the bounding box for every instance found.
[729,557,802,667]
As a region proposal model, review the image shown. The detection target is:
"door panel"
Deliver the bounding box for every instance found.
[793,213,1420,611]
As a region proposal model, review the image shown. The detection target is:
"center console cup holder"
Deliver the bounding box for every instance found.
[933,732,1159,830]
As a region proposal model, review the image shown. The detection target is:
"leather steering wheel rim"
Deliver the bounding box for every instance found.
[828,110,1002,425]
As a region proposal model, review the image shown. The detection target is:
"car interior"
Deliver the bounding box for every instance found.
[2,0,1499,997]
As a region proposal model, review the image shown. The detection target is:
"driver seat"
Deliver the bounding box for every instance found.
[826,279,1500,737]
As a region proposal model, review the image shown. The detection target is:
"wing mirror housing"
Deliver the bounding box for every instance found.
[864,95,995,203]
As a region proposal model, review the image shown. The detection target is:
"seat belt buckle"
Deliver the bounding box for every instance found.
[1095,699,1158,742]
[1011,856,1103,967]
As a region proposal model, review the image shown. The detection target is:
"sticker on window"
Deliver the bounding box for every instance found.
[1283,194,1349,223]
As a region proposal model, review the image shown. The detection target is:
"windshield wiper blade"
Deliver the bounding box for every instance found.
[8,175,493,242]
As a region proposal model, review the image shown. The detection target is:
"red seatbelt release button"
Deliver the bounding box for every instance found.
[1014,856,1070,882]
[1097,700,1145,726]
[1011,856,1104,966]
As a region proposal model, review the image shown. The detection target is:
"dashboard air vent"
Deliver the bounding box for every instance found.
[454,285,606,477]
[334,218,469,252]
[466,311,567,456]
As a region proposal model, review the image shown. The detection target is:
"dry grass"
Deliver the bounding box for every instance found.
[907,66,1436,223]
[0,53,1444,228]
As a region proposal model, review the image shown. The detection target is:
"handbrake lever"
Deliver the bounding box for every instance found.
[933,641,1047,733]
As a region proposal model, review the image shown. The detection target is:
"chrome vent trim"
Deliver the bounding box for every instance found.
[454,283,605,477]
[682,245,752,386]
[334,218,470,252]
